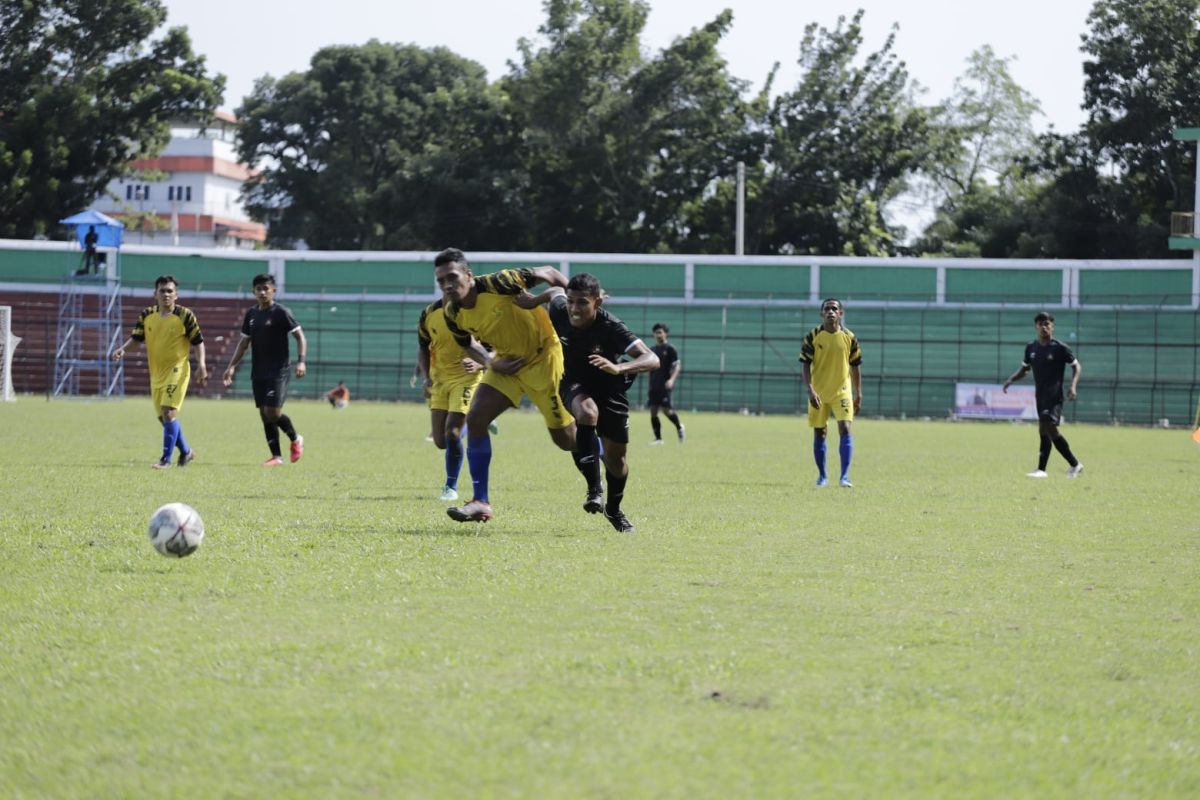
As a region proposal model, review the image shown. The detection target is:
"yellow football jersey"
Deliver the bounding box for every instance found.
[417,300,475,384]
[131,305,203,386]
[444,269,559,366]
[798,325,862,400]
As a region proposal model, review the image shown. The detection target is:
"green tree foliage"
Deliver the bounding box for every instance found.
[502,0,758,252]
[0,0,222,238]
[236,41,521,250]
[748,12,937,255]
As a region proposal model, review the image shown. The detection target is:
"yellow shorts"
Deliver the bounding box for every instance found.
[151,369,190,417]
[482,350,573,429]
[807,386,854,428]
[429,373,482,416]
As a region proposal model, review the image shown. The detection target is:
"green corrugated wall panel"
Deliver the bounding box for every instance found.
[565,263,685,296]
[820,265,936,302]
[1079,269,1192,305]
[120,253,257,292]
[0,248,77,283]
[284,259,431,294]
[693,263,810,299]
[945,268,1062,303]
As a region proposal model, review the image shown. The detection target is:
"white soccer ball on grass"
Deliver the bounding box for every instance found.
[148,502,205,558]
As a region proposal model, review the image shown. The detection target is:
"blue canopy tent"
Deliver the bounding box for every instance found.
[59,209,125,249]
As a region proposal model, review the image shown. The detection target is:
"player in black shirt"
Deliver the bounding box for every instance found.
[221,273,309,466]
[648,322,684,444]
[1002,311,1083,478]
[539,273,660,532]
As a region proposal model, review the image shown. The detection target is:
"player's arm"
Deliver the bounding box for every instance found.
[1067,359,1081,401]
[589,340,660,377]
[666,357,681,390]
[111,336,140,360]
[291,327,307,378]
[417,343,433,397]
[1002,364,1030,393]
[514,275,568,309]
[222,336,252,387]
[850,362,862,412]
[193,341,208,386]
[802,361,820,408]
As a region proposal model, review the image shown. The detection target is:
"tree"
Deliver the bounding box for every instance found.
[750,11,937,255]
[0,0,222,238]
[1081,0,1200,250]
[236,41,522,250]
[503,0,759,252]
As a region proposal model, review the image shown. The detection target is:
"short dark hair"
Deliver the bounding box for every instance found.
[821,298,842,311]
[567,272,602,296]
[435,247,467,268]
[1034,311,1055,323]
[652,322,669,333]
[154,275,177,290]
[253,273,275,287]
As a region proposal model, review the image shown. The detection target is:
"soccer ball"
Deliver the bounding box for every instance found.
[148,502,205,558]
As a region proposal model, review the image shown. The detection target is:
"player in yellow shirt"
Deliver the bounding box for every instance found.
[417,296,490,502]
[434,247,572,522]
[799,298,862,487]
[112,275,208,469]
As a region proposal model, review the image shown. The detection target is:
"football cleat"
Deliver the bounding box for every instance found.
[447,499,493,522]
[649,438,664,446]
[839,477,853,488]
[152,457,172,470]
[1026,469,1048,478]
[815,476,829,487]
[177,449,195,468]
[290,435,304,463]
[488,421,500,435]
[1066,463,1084,478]
[439,485,459,502]
[583,487,604,514]
[263,456,285,467]
[603,508,635,533]
[677,424,686,442]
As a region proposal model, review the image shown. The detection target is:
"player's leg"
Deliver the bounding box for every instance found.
[453,380,513,515]
[440,411,467,500]
[253,379,284,465]
[1043,415,1081,475]
[169,373,194,465]
[565,386,604,512]
[264,375,301,462]
[522,355,575,453]
[661,394,684,441]
[833,390,855,487]
[156,404,180,469]
[809,399,831,486]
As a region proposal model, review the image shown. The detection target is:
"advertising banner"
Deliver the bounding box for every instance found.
[955,383,1037,420]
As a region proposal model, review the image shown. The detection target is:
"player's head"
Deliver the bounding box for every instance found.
[434,248,473,303]
[252,273,277,306]
[821,298,843,327]
[652,322,669,344]
[154,275,178,307]
[1034,311,1055,338]
[565,272,604,328]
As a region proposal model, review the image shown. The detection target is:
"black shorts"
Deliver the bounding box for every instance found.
[253,373,290,408]
[1037,401,1063,426]
[560,380,630,444]
[648,386,673,408]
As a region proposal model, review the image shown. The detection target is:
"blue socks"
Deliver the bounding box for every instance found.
[161,419,181,462]
[466,434,492,503]
[813,435,827,480]
[839,434,853,481]
[445,433,464,490]
[175,426,190,456]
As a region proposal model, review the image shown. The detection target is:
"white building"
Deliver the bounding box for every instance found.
[92,111,267,249]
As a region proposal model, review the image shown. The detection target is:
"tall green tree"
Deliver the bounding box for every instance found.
[1081,0,1200,248]
[0,0,222,238]
[750,11,936,255]
[503,0,758,252]
[237,41,522,250]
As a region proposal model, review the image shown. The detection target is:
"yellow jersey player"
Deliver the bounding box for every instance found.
[799,298,862,487]
[417,296,488,501]
[112,275,208,468]
[434,247,572,522]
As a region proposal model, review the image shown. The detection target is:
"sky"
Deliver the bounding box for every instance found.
[162,0,1098,133]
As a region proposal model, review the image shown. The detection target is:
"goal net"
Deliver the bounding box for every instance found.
[0,305,20,401]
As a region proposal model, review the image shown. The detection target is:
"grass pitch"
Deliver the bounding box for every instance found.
[1,398,1198,798]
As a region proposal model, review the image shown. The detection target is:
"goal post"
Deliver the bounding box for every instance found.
[0,305,21,402]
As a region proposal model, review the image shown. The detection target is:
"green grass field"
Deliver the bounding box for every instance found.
[1,398,1198,798]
